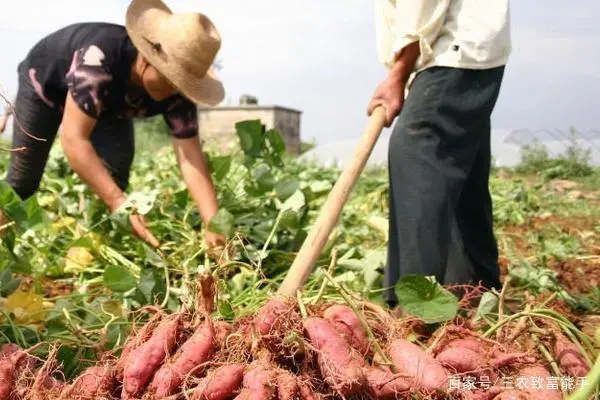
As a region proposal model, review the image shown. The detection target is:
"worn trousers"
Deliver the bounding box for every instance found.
[3,69,134,201]
[384,65,505,307]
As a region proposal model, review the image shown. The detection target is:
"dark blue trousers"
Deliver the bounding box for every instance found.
[384,65,505,307]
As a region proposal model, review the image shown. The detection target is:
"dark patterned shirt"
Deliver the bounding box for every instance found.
[17,22,198,139]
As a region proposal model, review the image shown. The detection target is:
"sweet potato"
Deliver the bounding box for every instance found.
[61,365,115,400]
[253,299,290,336]
[491,353,536,368]
[298,385,319,400]
[149,318,216,397]
[192,364,245,400]
[436,347,486,373]
[492,390,529,400]
[277,370,299,400]
[0,344,19,359]
[233,363,277,400]
[554,335,590,377]
[389,339,449,392]
[365,366,411,399]
[323,304,370,356]
[303,317,366,397]
[0,359,15,400]
[214,321,234,346]
[516,365,561,400]
[121,314,181,399]
[443,338,487,354]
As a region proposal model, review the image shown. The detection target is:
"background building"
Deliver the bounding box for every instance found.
[198,95,302,155]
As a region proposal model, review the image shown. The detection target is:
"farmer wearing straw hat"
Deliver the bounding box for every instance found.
[0,0,226,252]
[367,0,511,307]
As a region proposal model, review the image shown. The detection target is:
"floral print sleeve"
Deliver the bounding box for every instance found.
[66,45,113,119]
[163,97,199,139]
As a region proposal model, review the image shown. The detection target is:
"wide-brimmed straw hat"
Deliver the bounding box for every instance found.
[125,0,225,106]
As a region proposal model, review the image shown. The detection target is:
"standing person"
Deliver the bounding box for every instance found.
[367,0,512,307]
[0,0,226,252]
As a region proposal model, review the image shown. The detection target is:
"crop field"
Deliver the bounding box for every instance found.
[0,120,599,399]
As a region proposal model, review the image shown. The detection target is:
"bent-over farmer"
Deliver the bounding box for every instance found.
[367,0,512,307]
[0,0,226,252]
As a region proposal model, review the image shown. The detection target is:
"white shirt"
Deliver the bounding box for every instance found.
[374,0,512,73]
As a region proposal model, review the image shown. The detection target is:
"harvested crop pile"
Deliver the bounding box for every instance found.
[0,279,596,400]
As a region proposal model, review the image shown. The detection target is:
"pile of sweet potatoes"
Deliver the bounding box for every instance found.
[0,297,594,400]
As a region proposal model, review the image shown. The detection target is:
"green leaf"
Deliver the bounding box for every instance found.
[474,292,498,322]
[275,178,299,201]
[21,196,47,230]
[138,269,156,303]
[235,120,264,157]
[252,164,275,192]
[309,180,332,195]
[210,155,232,181]
[208,209,235,236]
[395,275,458,324]
[265,129,285,155]
[281,190,305,213]
[103,265,137,293]
[218,301,235,320]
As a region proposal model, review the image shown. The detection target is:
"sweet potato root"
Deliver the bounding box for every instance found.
[389,339,449,392]
[492,390,529,400]
[303,317,366,397]
[322,304,370,356]
[214,321,234,346]
[435,347,486,373]
[149,318,216,397]
[553,335,590,378]
[121,314,182,399]
[298,385,319,400]
[60,365,115,400]
[277,370,299,400]
[0,359,15,400]
[516,365,562,400]
[254,299,291,336]
[233,363,277,400]
[364,366,410,399]
[192,364,245,400]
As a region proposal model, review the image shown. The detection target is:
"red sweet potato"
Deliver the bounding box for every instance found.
[323,304,370,356]
[214,321,234,346]
[192,364,245,400]
[253,299,290,336]
[389,339,450,392]
[0,344,19,359]
[492,390,529,400]
[61,365,115,400]
[443,338,487,354]
[365,366,411,399]
[233,363,277,400]
[150,318,216,397]
[436,347,487,373]
[277,370,299,400]
[298,385,319,400]
[0,359,15,400]
[303,317,366,397]
[554,336,590,378]
[516,365,561,400]
[121,314,181,399]
[491,352,536,368]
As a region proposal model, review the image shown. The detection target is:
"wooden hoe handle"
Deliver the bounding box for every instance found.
[277,106,387,298]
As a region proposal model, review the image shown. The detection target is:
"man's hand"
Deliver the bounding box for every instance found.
[367,73,406,127]
[367,41,421,127]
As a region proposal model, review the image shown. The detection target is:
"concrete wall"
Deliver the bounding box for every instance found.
[197,105,302,155]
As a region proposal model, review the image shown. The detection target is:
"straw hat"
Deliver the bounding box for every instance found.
[125,0,224,106]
